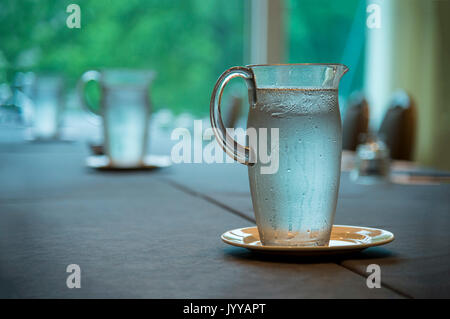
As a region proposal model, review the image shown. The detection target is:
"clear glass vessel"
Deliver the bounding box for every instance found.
[79,69,155,167]
[211,64,348,246]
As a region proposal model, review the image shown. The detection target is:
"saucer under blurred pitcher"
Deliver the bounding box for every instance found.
[210,64,348,246]
[78,69,155,168]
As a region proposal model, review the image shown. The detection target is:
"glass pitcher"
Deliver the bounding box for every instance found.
[210,64,348,246]
[78,69,155,168]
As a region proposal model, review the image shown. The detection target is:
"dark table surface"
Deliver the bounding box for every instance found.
[0,138,449,298]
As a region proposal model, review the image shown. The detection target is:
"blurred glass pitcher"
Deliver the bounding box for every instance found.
[78,69,155,167]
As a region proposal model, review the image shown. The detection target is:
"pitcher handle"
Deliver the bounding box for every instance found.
[210,66,257,166]
[78,70,101,116]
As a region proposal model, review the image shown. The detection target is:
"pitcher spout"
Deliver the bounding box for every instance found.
[322,64,349,89]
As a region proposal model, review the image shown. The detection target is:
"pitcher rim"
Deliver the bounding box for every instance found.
[246,63,348,69]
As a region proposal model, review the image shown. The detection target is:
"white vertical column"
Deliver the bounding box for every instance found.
[250,0,268,64]
[249,0,284,65]
[364,0,394,129]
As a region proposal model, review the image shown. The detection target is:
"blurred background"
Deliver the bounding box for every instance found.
[0,0,449,170]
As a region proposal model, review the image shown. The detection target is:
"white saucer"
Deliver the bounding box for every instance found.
[86,155,172,170]
[221,225,394,256]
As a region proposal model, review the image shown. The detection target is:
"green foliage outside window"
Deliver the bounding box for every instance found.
[286,0,366,101]
[1,0,365,115]
[0,0,245,116]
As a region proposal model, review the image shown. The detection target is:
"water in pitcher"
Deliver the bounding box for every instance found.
[248,87,342,246]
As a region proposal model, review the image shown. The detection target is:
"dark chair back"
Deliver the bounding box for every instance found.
[378,90,416,160]
[342,92,369,151]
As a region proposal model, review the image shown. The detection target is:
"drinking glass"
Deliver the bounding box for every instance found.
[351,133,391,184]
[29,75,64,139]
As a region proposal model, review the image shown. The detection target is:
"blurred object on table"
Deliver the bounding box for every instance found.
[79,69,155,168]
[342,151,417,173]
[341,149,450,186]
[152,109,175,132]
[88,142,104,156]
[342,92,369,151]
[0,83,12,106]
[350,132,391,185]
[378,90,416,161]
[223,96,243,129]
[341,150,356,172]
[13,72,35,128]
[22,73,65,141]
[0,81,22,126]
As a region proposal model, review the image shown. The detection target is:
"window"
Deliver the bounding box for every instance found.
[0,0,246,116]
[285,0,366,106]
